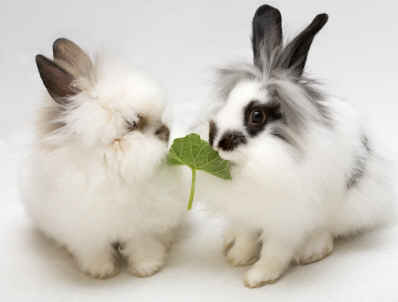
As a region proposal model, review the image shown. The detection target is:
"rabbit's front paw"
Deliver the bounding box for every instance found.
[122,237,167,277]
[244,260,284,288]
[295,232,333,265]
[75,247,120,279]
[243,239,293,288]
[130,257,165,277]
[224,232,261,267]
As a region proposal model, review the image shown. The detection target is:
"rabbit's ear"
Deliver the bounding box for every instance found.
[251,4,283,71]
[52,38,93,79]
[279,14,328,76]
[36,54,80,105]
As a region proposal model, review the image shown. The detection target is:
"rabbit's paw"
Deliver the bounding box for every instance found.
[123,237,167,277]
[225,232,261,267]
[243,240,292,288]
[295,232,333,265]
[75,248,120,279]
[244,261,284,288]
[129,257,165,277]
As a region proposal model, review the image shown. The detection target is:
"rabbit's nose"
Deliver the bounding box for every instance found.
[218,131,247,152]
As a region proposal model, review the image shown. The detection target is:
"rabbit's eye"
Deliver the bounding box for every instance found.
[126,120,137,132]
[244,101,281,137]
[249,109,266,125]
[125,115,146,132]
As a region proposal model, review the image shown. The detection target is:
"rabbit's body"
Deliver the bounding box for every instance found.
[20,39,187,278]
[200,91,392,242]
[22,141,186,278]
[197,5,394,288]
[202,93,391,236]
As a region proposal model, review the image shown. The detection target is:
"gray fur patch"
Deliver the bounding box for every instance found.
[267,83,307,134]
[215,64,331,127]
[346,135,370,189]
[298,77,331,124]
[361,135,371,152]
[270,125,300,149]
[215,64,261,100]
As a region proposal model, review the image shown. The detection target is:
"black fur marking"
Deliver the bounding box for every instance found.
[111,241,125,252]
[347,135,371,189]
[277,14,328,76]
[243,100,282,137]
[209,120,218,146]
[252,5,283,71]
[218,131,247,152]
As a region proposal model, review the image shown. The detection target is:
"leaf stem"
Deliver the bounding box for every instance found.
[187,168,197,210]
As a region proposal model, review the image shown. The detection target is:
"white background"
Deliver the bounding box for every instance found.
[1,0,397,301]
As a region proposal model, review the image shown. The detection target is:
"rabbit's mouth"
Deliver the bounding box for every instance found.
[213,130,247,164]
[217,148,246,166]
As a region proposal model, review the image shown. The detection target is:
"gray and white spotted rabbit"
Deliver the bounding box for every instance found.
[197,5,395,288]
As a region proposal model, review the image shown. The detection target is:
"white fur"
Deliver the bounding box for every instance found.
[20,53,188,278]
[196,79,395,287]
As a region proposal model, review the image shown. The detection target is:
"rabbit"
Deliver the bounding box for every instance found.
[196,5,395,288]
[19,38,188,279]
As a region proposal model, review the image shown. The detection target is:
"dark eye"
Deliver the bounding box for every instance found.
[126,120,137,132]
[249,109,266,126]
[125,114,147,132]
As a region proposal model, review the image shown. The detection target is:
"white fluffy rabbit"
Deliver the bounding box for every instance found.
[197,5,395,287]
[20,38,187,278]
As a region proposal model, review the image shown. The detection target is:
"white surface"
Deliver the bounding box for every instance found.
[1,0,397,301]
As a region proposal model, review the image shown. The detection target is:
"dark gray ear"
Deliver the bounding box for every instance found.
[251,4,283,71]
[36,54,80,105]
[279,13,328,76]
[52,38,93,79]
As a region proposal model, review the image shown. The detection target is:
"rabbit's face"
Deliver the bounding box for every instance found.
[64,65,169,148]
[210,6,330,165]
[36,39,170,151]
[210,79,284,163]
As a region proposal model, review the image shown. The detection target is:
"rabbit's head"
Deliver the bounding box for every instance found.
[35,38,169,151]
[210,5,330,164]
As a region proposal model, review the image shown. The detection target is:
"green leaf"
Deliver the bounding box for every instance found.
[167,133,232,210]
[168,133,232,179]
